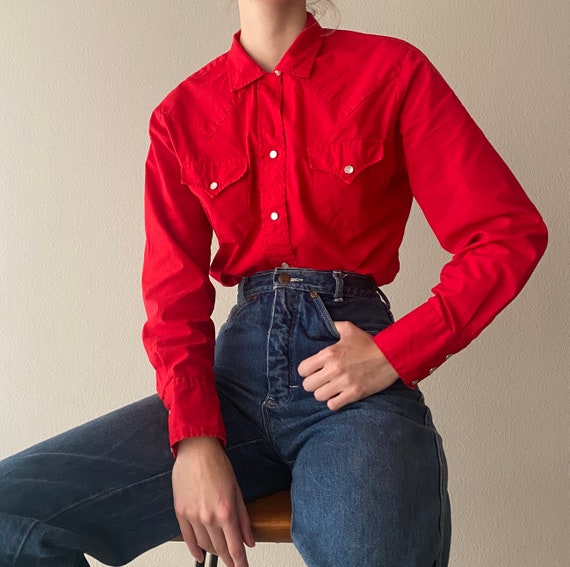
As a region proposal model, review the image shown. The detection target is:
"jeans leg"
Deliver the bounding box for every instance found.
[0,391,291,567]
[260,283,452,567]
[284,389,452,567]
[0,395,177,566]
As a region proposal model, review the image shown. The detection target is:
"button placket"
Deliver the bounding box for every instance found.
[256,73,295,265]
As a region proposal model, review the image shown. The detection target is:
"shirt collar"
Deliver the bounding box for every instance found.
[227,12,325,91]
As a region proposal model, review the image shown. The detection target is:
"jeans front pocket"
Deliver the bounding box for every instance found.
[226,291,259,324]
[314,293,394,338]
[309,292,342,340]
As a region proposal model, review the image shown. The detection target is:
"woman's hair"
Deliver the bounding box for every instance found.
[307,0,337,17]
[307,0,340,28]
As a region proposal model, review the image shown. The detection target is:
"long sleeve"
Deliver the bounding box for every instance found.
[141,106,225,456]
[373,45,548,386]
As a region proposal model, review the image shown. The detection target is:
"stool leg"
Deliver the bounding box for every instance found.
[194,553,218,567]
[194,548,206,567]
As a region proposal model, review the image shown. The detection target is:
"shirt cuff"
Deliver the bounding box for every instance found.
[373,300,455,388]
[165,376,226,458]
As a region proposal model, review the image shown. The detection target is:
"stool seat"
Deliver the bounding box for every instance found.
[242,489,292,542]
[171,490,292,550]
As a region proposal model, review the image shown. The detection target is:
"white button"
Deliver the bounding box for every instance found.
[428,367,438,375]
[270,212,279,221]
[209,181,218,190]
[274,69,281,76]
[281,262,290,268]
[411,379,419,385]
[269,150,278,159]
[344,165,354,174]
[445,354,452,360]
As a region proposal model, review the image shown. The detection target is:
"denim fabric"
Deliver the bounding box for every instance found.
[0,268,451,566]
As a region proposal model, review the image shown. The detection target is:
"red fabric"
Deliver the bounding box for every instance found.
[141,13,548,456]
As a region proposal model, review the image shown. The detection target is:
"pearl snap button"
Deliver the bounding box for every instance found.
[274,69,281,76]
[209,182,218,190]
[270,212,279,221]
[269,150,278,159]
[411,380,419,385]
[344,165,354,174]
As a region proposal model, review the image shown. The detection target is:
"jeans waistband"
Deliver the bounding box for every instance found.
[238,267,391,307]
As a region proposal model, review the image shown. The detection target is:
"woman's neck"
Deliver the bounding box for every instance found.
[237,0,308,72]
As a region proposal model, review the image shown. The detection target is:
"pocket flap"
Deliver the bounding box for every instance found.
[307,139,384,183]
[181,157,248,198]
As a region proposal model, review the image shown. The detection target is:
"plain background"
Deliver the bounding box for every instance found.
[1,1,568,566]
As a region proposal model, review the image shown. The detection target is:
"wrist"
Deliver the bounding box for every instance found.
[175,436,222,457]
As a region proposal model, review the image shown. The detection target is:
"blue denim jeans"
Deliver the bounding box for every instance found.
[0,268,451,566]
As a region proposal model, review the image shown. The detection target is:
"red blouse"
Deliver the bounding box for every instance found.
[141,13,548,455]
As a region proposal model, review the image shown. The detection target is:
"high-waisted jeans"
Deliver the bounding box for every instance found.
[0,268,451,566]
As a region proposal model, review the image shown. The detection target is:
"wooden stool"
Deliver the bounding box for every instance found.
[172,490,292,567]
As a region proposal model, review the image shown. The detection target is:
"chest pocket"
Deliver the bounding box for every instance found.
[306,138,389,231]
[181,156,251,243]
[307,138,385,184]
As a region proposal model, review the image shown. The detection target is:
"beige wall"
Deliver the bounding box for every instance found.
[1,1,568,566]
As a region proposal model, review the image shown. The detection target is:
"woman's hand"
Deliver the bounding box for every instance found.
[172,436,254,567]
[298,321,400,409]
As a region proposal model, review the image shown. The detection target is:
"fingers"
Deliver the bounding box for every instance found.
[299,319,397,408]
[326,389,358,411]
[298,321,353,378]
[206,524,235,567]
[171,438,251,567]
[301,367,329,393]
[236,492,255,548]
[297,349,325,378]
[221,515,250,566]
[179,517,249,567]
[312,378,342,402]
[304,370,362,408]
[178,518,204,563]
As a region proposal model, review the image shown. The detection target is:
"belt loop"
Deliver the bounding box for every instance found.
[237,278,245,304]
[376,287,394,322]
[333,270,345,302]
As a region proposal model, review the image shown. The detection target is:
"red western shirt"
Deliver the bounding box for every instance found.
[142,13,548,456]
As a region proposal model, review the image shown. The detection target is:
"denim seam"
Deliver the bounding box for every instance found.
[225,437,267,452]
[312,293,342,340]
[262,289,279,441]
[14,469,173,564]
[265,288,278,402]
[45,469,173,524]
[435,432,448,566]
[217,385,270,449]
[268,284,376,298]
[424,406,447,566]
[284,290,302,401]
[13,519,40,567]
